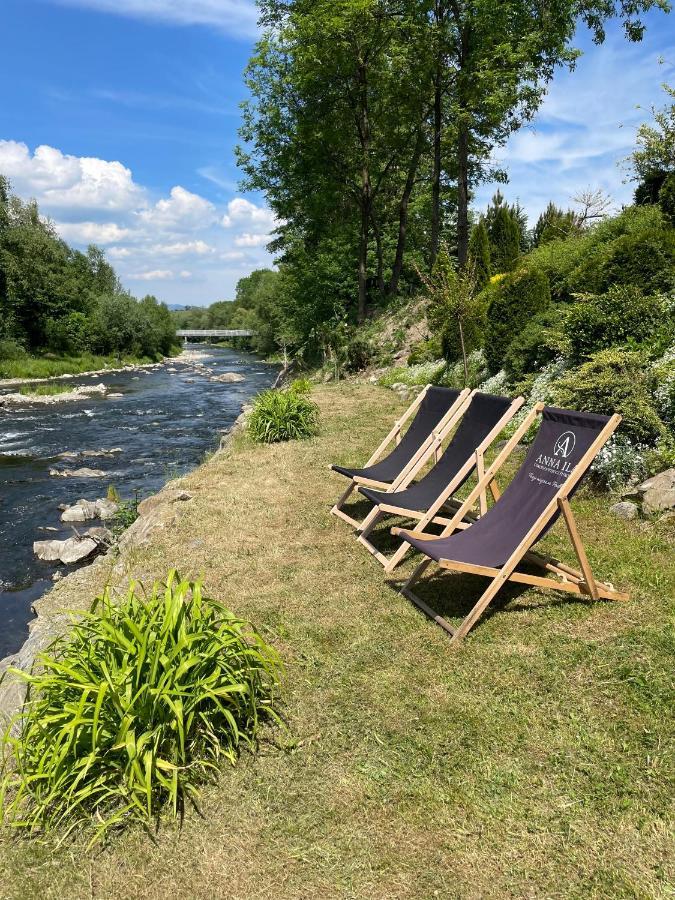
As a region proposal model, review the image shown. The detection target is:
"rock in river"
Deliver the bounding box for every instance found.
[60,497,118,522]
[49,467,106,478]
[33,536,98,565]
[210,372,245,383]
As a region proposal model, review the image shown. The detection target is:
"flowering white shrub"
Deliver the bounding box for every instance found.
[438,349,488,389]
[377,359,447,387]
[503,358,568,440]
[591,435,649,490]
[651,344,675,427]
[478,369,509,395]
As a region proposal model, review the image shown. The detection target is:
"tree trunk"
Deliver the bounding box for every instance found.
[457,120,470,269]
[430,75,442,270]
[458,318,468,386]
[387,128,425,298]
[358,191,369,322]
[371,210,385,298]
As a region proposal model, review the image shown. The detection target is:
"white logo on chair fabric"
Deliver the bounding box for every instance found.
[554,431,576,459]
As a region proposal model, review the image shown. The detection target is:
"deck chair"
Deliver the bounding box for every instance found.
[330,385,470,529]
[356,392,525,570]
[392,402,629,644]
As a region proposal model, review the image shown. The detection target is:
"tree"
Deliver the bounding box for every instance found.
[533,201,579,246]
[420,246,483,384]
[468,218,491,288]
[631,83,675,186]
[487,194,521,273]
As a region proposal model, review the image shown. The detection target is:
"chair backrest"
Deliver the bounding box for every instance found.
[362,386,461,482]
[394,392,514,507]
[430,406,614,568]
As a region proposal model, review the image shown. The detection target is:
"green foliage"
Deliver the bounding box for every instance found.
[485,192,522,273]
[0,337,26,360]
[553,349,666,444]
[630,83,675,186]
[407,337,443,366]
[564,285,666,363]
[18,383,71,397]
[503,306,565,381]
[468,220,491,289]
[248,388,319,443]
[422,247,485,381]
[0,181,176,361]
[0,573,281,844]
[287,377,312,395]
[659,172,675,224]
[484,267,551,374]
[377,360,446,388]
[532,202,579,247]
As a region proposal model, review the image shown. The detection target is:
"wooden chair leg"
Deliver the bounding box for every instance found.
[357,505,382,536]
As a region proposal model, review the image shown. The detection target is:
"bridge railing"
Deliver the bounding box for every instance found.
[176,330,255,338]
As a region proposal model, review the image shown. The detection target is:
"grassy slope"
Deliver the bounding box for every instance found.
[0,383,673,900]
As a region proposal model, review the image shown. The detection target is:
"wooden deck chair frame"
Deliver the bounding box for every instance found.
[392,402,629,644]
[357,395,526,571]
[330,385,471,529]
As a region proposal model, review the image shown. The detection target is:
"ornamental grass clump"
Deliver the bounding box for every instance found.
[0,572,281,845]
[248,388,319,443]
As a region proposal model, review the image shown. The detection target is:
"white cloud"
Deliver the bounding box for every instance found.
[234,232,271,248]
[47,0,259,39]
[151,240,215,256]
[0,140,144,213]
[128,269,175,281]
[138,185,216,231]
[54,221,134,244]
[221,197,277,232]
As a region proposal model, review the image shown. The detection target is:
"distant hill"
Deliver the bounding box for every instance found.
[166,303,197,311]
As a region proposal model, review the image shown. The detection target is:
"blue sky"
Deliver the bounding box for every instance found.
[0,0,673,306]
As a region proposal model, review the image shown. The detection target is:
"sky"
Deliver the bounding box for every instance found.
[0,1,673,307]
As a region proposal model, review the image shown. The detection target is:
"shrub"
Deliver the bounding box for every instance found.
[439,349,489,389]
[659,173,675,225]
[552,349,666,444]
[484,267,551,374]
[526,204,671,302]
[287,377,312,395]
[248,388,319,443]
[591,435,650,490]
[564,285,665,363]
[378,359,447,388]
[651,345,675,427]
[0,338,27,360]
[407,337,443,366]
[503,306,566,381]
[0,573,281,844]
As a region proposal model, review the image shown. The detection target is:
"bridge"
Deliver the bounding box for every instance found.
[176,329,255,342]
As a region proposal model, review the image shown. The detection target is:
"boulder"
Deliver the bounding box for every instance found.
[627,468,675,516]
[95,498,119,519]
[49,467,106,478]
[85,526,113,545]
[33,536,98,564]
[210,372,245,383]
[61,499,98,522]
[610,501,639,521]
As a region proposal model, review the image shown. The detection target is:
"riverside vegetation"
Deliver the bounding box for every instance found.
[0,177,178,379]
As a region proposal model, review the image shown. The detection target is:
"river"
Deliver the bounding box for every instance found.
[0,345,277,660]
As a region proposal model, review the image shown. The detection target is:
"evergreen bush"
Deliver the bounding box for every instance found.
[484,267,551,374]
[503,306,565,381]
[564,285,665,363]
[552,349,666,444]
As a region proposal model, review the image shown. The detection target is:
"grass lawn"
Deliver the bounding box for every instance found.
[0,383,672,899]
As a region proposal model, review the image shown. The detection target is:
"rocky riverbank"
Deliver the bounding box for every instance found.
[0,412,246,724]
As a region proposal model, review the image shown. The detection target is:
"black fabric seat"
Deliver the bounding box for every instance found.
[359,392,513,512]
[331,386,460,485]
[401,407,611,568]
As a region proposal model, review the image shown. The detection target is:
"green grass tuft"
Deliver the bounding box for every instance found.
[0,572,281,846]
[248,388,319,443]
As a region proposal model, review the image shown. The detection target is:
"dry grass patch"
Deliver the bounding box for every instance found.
[0,382,672,899]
